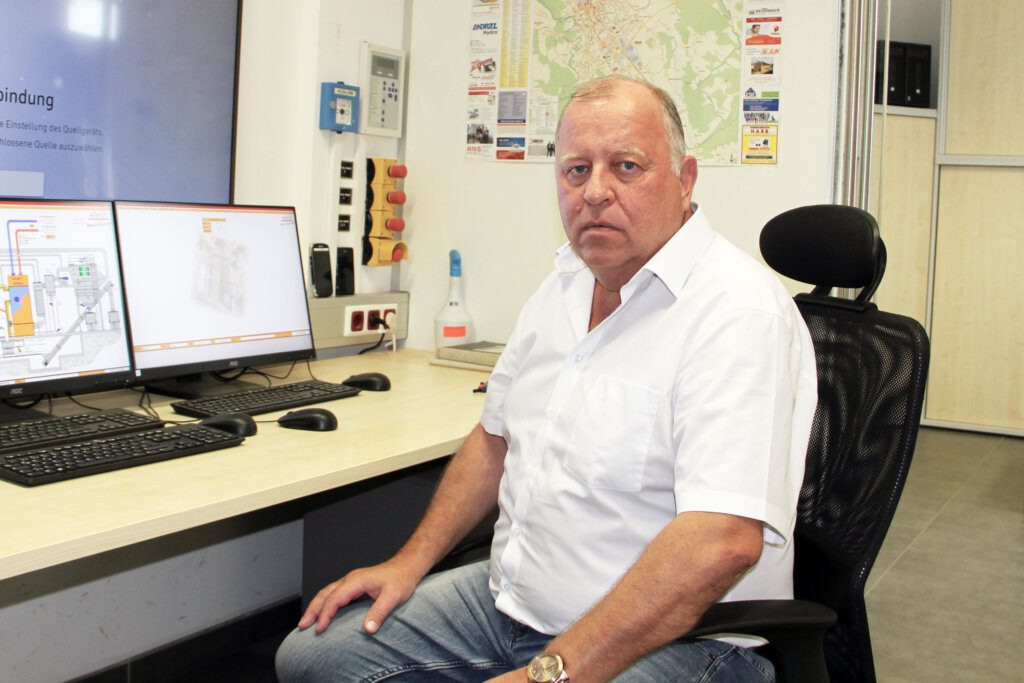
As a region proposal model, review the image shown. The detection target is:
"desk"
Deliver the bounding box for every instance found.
[0,349,487,582]
[0,350,489,680]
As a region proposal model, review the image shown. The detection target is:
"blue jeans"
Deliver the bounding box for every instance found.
[276,561,774,682]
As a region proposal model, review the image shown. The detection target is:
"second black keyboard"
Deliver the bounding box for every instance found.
[0,409,165,455]
[0,423,245,486]
[170,379,361,418]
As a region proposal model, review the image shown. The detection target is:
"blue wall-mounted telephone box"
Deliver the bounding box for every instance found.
[319,82,361,133]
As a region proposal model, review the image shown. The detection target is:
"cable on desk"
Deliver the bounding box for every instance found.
[130,386,163,420]
[209,367,273,388]
[358,331,387,355]
[303,359,325,383]
[3,395,48,413]
[63,393,107,412]
[246,361,297,382]
[358,312,390,355]
[209,367,247,383]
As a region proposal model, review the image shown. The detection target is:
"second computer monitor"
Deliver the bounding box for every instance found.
[114,202,315,398]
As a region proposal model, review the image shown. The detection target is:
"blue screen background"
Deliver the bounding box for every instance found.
[0,0,238,202]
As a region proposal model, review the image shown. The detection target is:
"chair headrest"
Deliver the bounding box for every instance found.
[760,204,885,302]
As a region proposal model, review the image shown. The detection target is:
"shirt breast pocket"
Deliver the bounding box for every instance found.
[563,374,661,492]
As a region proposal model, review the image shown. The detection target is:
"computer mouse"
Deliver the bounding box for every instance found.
[342,372,391,392]
[277,408,338,432]
[199,412,258,437]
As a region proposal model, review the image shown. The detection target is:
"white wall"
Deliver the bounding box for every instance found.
[233,0,319,211]
[234,0,407,296]
[400,1,840,349]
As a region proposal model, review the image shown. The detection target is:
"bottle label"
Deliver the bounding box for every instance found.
[443,325,467,338]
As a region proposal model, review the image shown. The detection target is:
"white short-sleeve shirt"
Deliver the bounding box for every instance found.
[480,206,817,635]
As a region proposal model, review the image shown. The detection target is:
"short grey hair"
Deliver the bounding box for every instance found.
[556,75,687,174]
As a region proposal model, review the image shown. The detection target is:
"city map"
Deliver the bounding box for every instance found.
[531,0,743,163]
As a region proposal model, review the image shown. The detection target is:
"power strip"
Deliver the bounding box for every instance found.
[306,291,409,349]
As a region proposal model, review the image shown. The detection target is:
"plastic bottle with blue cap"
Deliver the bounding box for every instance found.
[434,249,474,349]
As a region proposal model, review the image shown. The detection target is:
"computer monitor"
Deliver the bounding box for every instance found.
[0,198,133,420]
[114,202,315,398]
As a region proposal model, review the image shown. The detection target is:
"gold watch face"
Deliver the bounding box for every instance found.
[527,652,564,682]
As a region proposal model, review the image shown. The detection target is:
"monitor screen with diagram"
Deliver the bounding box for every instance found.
[0,198,133,405]
[114,201,315,396]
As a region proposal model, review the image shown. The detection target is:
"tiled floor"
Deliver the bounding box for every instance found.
[866,427,1024,682]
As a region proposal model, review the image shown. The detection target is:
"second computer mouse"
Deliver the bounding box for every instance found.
[277,408,338,432]
[342,372,391,391]
[200,412,258,437]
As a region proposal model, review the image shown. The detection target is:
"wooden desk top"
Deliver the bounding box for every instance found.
[0,349,490,581]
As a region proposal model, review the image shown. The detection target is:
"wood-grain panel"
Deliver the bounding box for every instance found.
[946,0,1024,156]
[869,113,935,325]
[927,166,1024,429]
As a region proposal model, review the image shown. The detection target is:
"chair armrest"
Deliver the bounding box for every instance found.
[686,600,837,683]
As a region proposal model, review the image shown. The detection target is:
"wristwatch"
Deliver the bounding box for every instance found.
[527,652,570,682]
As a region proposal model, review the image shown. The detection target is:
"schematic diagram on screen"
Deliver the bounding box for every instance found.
[1,212,125,381]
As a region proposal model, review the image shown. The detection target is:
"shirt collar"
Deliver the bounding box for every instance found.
[554,241,586,275]
[553,204,714,300]
[643,203,714,298]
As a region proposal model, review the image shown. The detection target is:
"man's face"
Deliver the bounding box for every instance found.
[555,82,697,289]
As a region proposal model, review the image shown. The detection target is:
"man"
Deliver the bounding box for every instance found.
[277,75,816,682]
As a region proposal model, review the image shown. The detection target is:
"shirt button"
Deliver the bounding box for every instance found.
[501,580,510,591]
[574,354,582,362]
[511,524,521,536]
[546,409,555,419]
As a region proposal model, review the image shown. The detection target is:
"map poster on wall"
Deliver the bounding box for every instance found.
[464,0,785,166]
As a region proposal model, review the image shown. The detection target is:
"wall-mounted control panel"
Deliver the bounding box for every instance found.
[359,44,406,138]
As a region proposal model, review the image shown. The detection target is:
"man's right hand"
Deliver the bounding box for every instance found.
[297,556,425,635]
[297,423,508,637]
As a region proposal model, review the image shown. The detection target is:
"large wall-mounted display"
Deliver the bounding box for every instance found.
[0,0,239,203]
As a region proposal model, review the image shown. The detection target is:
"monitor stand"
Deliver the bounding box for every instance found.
[0,401,50,424]
[143,373,265,400]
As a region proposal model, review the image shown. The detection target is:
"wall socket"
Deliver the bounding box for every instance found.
[343,302,399,336]
[305,291,410,349]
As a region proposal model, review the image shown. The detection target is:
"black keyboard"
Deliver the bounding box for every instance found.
[170,379,361,418]
[0,424,245,487]
[0,409,165,455]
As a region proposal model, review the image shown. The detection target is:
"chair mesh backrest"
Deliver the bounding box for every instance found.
[793,297,929,683]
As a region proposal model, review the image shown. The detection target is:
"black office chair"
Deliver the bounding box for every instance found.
[689,204,930,683]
